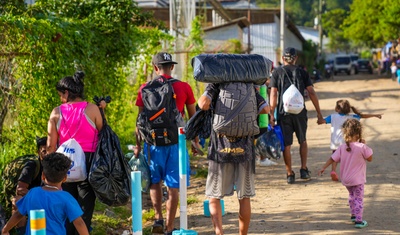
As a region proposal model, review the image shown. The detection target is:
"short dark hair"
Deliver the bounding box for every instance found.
[283,47,297,63]
[36,136,47,151]
[56,71,85,101]
[41,152,72,183]
[155,63,174,70]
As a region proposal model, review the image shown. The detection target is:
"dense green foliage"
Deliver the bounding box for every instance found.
[343,0,400,47]
[255,0,352,27]
[184,16,205,97]
[0,0,171,172]
[322,9,351,53]
[256,0,400,50]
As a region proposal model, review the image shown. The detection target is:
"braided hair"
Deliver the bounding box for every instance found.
[56,71,85,101]
[342,118,363,152]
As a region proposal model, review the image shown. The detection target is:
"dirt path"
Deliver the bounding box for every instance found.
[181,73,400,234]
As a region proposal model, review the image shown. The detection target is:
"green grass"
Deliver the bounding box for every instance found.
[194,168,208,178]
[143,227,152,235]
[90,149,207,235]
[91,201,131,235]
[187,195,199,205]
[92,202,158,235]
[142,209,155,222]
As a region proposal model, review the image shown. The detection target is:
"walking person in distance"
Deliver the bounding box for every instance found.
[269,47,324,184]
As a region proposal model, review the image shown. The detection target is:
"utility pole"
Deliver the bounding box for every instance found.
[280,0,285,63]
[247,0,251,54]
[318,0,323,56]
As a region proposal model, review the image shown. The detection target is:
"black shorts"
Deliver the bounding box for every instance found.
[278,110,307,146]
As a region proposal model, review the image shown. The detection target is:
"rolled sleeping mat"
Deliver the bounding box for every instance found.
[191,53,273,85]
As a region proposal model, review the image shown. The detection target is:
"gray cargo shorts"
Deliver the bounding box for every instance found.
[205,160,255,200]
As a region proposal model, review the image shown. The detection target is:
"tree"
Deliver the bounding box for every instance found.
[322,9,351,52]
[255,0,352,27]
[184,16,205,97]
[342,0,385,47]
[0,0,171,161]
[325,0,351,11]
[342,0,400,48]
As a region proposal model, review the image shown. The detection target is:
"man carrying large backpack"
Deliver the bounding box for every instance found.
[197,82,270,235]
[269,47,324,184]
[8,136,47,234]
[135,52,198,235]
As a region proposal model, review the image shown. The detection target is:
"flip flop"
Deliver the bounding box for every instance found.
[330,171,339,181]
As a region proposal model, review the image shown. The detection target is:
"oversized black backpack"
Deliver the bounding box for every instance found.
[0,155,40,216]
[213,82,260,137]
[137,76,182,146]
[0,203,6,231]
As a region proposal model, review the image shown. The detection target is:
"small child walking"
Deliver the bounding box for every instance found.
[397,65,400,84]
[1,152,89,235]
[390,61,397,81]
[318,99,381,181]
[318,119,373,228]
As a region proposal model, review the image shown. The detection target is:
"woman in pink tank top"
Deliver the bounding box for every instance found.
[46,71,104,235]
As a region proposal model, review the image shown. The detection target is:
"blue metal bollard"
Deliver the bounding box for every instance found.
[203,199,225,217]
[178,127,188,230]
[131,171,142,235]
[30,209,46,235]
[172,229,198,235]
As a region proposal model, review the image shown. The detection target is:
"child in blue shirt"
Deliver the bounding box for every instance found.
[396,65,400,84]
[1,152,88,235]
[318,99,382,181]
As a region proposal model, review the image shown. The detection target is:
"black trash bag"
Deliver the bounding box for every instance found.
[89,96,131,206]
[254,128,282,160]
[127,152,151,193]
[185,106,212,140]
[191,54,273,85]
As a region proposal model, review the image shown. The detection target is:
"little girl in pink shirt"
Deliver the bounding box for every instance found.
[318,99,381,181]
[318,119,373,229]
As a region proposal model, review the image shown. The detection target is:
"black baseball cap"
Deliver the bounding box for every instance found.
[152,52,178,65]
[36,136,47,149]
[284,47,297,58]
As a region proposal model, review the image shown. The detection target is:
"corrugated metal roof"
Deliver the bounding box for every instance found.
[135,0,169,7]
[244,23,277,62]
[219,1,258,9]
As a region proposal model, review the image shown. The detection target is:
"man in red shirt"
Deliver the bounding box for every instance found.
[135,52,198,235]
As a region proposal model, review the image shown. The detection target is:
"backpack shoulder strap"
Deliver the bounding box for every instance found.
[282,67,294,85]
[291,67,299,87]
[168,78,178,84]
[154,75,177,83]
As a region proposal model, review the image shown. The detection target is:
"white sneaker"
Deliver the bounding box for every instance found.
[259,158,278,166]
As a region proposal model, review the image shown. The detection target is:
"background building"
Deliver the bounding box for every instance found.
[137,0,306,67]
